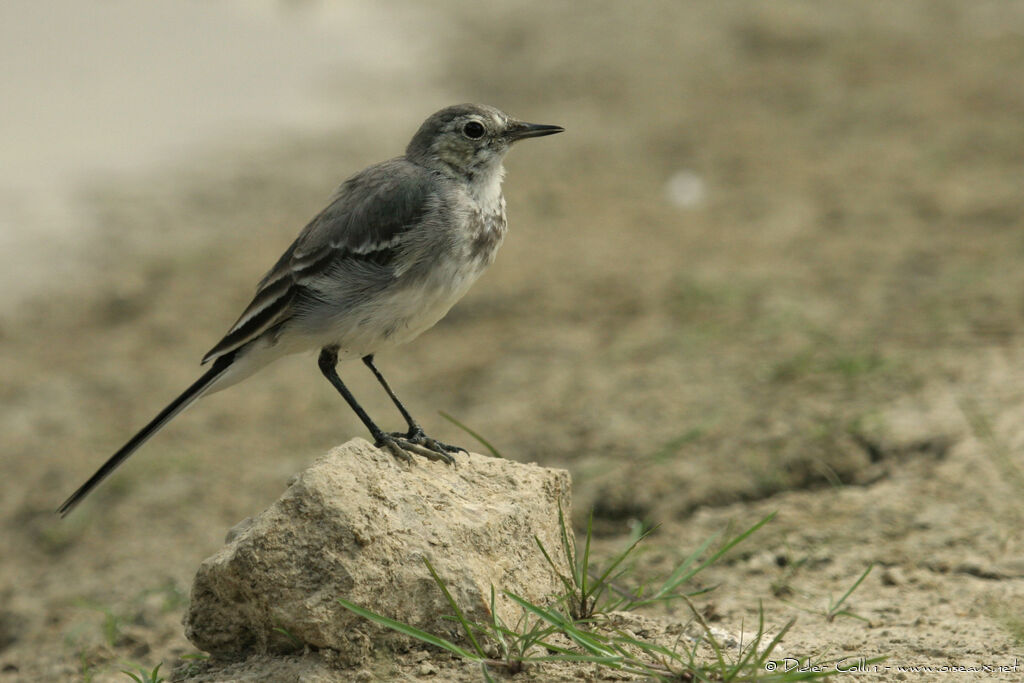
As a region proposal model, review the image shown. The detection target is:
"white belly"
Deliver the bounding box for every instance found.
[377,262,485,347]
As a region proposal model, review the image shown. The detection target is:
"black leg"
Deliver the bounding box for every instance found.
[319,348,388,442]
[362,354,420,435]
[362,354,468,457]
[318,348,454,464]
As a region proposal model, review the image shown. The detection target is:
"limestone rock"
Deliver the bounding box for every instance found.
[184,438,571,661]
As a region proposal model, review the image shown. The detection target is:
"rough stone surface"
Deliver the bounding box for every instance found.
[184,438,571,661]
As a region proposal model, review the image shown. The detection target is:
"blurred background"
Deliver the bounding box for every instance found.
[3,0,1024,679]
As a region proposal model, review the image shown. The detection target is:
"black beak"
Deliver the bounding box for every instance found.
[505,121,565,142]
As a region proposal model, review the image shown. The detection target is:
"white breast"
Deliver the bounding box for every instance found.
[471,163,506,215]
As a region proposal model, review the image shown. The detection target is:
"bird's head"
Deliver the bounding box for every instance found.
[406,104,563,181]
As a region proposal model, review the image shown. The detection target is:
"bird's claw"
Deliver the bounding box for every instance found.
[400,428,468,456]
[377,432,459,465]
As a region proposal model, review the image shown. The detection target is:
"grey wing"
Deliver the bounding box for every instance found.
[201,159,435,364]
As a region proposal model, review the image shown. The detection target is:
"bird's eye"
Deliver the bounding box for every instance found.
[462,121,485,139]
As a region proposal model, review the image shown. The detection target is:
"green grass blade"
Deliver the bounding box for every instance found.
[606,640,693,679]
[580,511,593,600]
[830,609,872,623]
[728,603,768,676]
[438,411,503,458]
[120,663,163,683]
[503,592,619,660]
[589,526,655,605]
[659,513,776,601]
[487,585,509,656]
[828,563,874,619]
[534,639,593,657]
[525,654,625,664]
[754,617,793,667]
[612,633,679,659]
[423,557,487,657]
[336,598,480,661]
[535,535,576,598]
[650,530,720,600]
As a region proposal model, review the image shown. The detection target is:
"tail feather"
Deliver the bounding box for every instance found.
[57,353,235,518]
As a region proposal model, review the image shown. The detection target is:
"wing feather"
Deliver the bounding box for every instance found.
[202,159,435,364]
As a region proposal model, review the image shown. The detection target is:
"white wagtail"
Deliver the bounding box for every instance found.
[57,104,563,517]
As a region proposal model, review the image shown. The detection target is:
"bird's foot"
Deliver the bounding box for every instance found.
[376,430,460,465]
[402,427,468,456]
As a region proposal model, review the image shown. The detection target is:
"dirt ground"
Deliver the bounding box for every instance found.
[3,1,1024,680]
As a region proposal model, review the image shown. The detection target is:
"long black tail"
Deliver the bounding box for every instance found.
[57,353,235,518]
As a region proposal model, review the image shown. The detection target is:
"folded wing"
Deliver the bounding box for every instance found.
[201,159,435,365]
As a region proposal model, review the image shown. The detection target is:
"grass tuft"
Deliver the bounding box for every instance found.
[121,662,164,683]
[336,501,851,680]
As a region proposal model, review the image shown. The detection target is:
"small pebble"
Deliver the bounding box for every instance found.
[881,567,905,586]
[664,169,706,208]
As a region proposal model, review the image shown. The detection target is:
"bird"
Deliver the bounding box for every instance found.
[57,103,563,517]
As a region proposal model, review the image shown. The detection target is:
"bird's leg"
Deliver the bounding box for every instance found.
[361,354,467,457]
[318,348,453,464]
[361,354,420,435]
